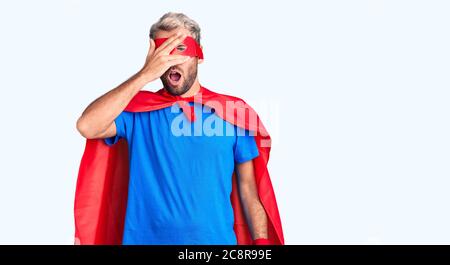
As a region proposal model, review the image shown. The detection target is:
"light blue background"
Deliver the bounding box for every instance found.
[0,0,449,244]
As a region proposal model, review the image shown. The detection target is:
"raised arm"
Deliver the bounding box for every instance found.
[76,32,189,139]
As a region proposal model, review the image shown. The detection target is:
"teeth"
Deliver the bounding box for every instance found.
[170,71,180,77]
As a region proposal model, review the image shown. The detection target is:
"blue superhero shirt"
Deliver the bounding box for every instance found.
[105,102,259,245]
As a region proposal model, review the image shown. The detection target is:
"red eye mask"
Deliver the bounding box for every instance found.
[154,36,204,59]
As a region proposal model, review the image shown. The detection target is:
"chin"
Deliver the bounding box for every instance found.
[166,85,188,96]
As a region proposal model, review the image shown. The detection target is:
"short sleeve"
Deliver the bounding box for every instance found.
[104,111,134,146]
[234,127,259,164]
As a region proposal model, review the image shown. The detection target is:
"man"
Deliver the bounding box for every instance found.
[75,12,283,245]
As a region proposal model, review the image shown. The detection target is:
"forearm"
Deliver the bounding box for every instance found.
[240,186,268,240]
[76,71,150,138]
[236,160,269,240]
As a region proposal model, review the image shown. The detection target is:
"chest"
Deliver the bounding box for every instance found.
[130,105,238,158]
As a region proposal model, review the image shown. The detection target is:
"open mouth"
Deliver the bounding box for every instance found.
[168,70,182,86]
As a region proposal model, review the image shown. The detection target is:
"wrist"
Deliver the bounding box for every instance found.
[135,70,155,86]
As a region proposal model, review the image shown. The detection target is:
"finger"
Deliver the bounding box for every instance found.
[159,33,188,55]
[166,57,190,66]
[147,39,155,58]
[156,32,184,52]
[165,54,190,61]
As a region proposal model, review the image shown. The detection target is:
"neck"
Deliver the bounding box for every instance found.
[180,79,201,98]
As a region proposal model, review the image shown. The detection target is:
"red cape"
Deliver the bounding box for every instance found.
[74,86,284,245]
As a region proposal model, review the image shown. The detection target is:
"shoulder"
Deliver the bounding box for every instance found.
[202,87,254,116]
[203,87,247,105]
[202,86,259,113]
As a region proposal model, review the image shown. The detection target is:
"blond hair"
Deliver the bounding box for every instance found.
[149,12,201,44]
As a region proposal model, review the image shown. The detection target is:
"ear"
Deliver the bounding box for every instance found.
[198,45,204,64]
